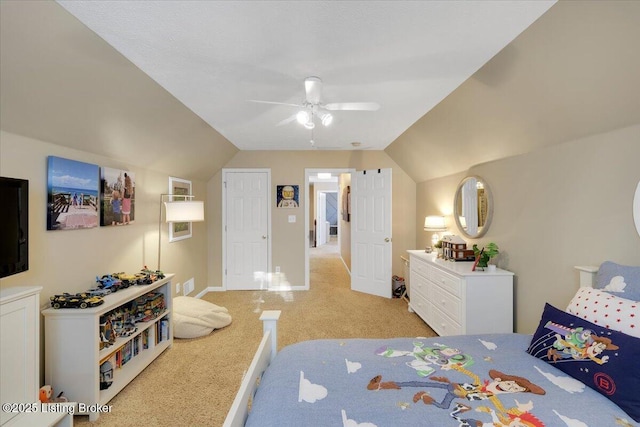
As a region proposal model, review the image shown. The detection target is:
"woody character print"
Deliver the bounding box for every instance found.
[368,365,545,426]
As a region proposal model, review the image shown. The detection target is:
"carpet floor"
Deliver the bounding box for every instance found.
[75,249,435,426]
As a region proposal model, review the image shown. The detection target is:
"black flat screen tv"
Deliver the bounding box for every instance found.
[0,177,29,278]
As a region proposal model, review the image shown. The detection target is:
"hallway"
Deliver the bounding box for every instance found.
[309,235,339,258]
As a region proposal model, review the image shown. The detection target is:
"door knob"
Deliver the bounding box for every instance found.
[262,235,267,239]
[385,237,390,242]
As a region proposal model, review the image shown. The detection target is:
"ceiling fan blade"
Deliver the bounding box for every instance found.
[324,102,380,111]
[249,99,303,108]
[276,114,297,127]
[304,76,323,104]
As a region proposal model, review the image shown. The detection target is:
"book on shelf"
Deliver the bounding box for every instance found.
[161,318,169,342]
[122,341,132,366]
[133,335,140,356]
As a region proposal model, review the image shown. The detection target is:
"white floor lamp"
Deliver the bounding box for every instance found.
[157,194,205,271]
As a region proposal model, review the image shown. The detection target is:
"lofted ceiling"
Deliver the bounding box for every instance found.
[2,1,638,184]
[55,0,555,152]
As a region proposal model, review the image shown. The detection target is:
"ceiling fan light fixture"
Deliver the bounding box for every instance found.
[321,113,333,126]
[303,121,315,130]
[296,110,310,125]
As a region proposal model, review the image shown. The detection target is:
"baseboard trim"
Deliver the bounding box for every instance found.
[204,285,308,293]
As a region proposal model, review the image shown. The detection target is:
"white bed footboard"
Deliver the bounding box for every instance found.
[223,310,281,427]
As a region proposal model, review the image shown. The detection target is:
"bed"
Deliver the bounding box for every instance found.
[224,263,640,426]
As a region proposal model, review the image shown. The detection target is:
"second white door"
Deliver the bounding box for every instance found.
[351,168,392,298]
[224,170,270,290]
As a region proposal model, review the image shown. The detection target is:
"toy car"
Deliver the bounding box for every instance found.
[112,272,138,287]
[86,287,112,297]
[133,272,153,285]
[50,293,104,309]
[140,266,165,282]
[96,275,122,292]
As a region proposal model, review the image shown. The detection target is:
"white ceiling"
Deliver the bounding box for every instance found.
[57,1,555,151]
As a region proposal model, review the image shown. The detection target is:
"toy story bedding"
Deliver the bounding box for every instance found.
[245,327,638,426]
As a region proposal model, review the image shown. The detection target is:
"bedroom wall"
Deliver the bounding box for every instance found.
[416,124,640,334]
[206,150,416,289]
[0,131,208,302]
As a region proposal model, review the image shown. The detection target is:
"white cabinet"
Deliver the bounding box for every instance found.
[1,286,76,427]
[408,251,513,336]
[1,287,41,426]
[42,275,173,422]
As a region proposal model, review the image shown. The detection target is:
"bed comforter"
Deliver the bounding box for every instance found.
[245,334,637,426]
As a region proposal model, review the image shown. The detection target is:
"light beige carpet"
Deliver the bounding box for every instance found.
[75,251,435,426]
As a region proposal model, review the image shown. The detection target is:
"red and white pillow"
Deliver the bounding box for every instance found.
[566,287,639,338]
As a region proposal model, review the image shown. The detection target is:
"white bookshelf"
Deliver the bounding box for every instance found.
[42,275,173,422]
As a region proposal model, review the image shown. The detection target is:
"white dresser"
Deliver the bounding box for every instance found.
[407,250,514,336]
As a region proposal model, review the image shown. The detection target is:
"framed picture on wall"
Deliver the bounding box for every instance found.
[100,166,135,226]
[168,176,192,242]
[276,185,299,208]
[342,185,350,222]
[47,156,100,230]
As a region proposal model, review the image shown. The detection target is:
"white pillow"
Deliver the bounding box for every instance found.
[566,287,639,338]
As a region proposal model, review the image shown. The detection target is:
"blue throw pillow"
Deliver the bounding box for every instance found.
[596,261,640,301]
[527,303,640,422]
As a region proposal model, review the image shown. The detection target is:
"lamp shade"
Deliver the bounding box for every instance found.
[164,201,204,222]
[424,215,447,231]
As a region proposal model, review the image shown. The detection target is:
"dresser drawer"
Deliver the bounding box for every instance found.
[410,256,431,280]
[430,282,461,323]
[430,305,462,336]
[431,267,462,297]
[409,287,430,322]
[410,271,429,297]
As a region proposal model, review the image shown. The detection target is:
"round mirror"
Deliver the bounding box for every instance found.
[453,176,493,239]
[634,180,640,237]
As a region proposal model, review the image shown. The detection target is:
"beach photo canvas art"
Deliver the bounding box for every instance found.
[47,156,99,230]
[100,167,135,226]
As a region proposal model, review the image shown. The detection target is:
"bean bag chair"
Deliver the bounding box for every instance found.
[173,296,232,339]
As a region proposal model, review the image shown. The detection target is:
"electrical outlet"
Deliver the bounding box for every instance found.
[176,283,181,294]
[275,266,280,273]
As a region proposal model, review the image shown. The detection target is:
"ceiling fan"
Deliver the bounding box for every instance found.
[251,76,380,129]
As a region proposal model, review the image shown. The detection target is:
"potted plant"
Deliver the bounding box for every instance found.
[434,239,443,257]
[472,243,499,271]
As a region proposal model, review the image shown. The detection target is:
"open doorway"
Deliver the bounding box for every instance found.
[304,168,352,289]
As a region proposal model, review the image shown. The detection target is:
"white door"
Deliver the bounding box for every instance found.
[316,192,327,246]
[224,170,270,290]
[351,168,392,298]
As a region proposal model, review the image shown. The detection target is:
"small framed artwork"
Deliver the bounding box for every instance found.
[342,185,351,222]
[277,185,299,208]
[168,176,192,242]
[47,156,100,230]
[100,167,135,226]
